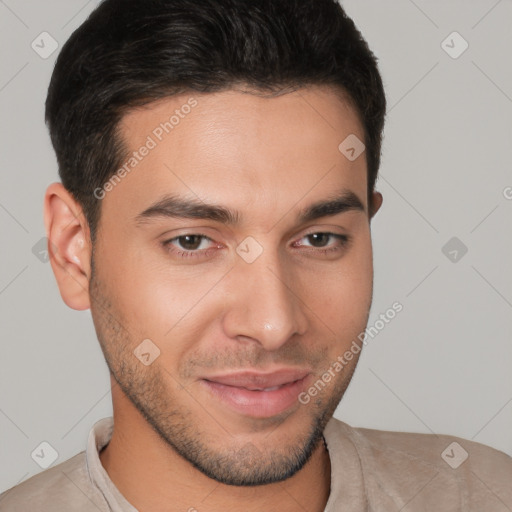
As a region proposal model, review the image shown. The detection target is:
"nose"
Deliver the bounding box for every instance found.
[222,249,308,351]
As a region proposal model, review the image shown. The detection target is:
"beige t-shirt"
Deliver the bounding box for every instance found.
[1,416,511,511]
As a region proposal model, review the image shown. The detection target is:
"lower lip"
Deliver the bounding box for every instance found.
[201,376,309,418]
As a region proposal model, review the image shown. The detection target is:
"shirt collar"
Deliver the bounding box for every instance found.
[86,417,138,512]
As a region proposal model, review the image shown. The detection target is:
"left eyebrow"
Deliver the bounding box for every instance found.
[297,190,365,223]
[134,189,365,227]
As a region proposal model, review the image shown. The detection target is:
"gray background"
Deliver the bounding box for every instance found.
[1,0,511,494]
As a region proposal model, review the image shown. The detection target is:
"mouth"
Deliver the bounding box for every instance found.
[200,369,311,418]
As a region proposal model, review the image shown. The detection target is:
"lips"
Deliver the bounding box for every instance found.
[203,369,310,389]
[200,369,311,418]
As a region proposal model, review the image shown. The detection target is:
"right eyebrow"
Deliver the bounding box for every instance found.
[135,194,240,226]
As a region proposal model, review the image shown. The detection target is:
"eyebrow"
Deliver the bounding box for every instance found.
[135,189,365,227]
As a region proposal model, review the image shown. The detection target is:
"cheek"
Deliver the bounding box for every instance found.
[300,237,373,337]
[95,225,373,357]
[98,242,224,361]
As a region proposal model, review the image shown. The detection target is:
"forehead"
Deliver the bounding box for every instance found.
[103,86,367,226]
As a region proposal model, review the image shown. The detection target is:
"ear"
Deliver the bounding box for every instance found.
[43,182,92,310]
[369,191,383,220]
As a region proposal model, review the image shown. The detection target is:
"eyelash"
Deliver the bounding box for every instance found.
[162,232,350,259]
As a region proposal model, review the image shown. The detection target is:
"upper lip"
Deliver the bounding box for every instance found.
[202,369,310,390]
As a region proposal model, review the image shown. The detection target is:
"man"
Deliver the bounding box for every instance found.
[1,0,511,510]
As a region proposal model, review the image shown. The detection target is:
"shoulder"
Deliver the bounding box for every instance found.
[0,451,107,512]
[325,417,512,509]
[341,420,512,470]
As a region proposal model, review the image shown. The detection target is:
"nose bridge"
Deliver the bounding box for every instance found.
[223,246,307,350]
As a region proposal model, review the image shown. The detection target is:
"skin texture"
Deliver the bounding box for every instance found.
[44,85,383,512]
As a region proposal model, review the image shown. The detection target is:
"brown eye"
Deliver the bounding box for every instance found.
[162,234,218,259]
[175,235,205,251]
[293,232,350,256]
[305,233,332,248]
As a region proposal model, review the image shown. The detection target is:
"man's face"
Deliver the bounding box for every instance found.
[89,86,379,486]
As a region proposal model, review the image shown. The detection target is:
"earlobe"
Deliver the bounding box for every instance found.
[43,182,92,311]
[369,191,383,219]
